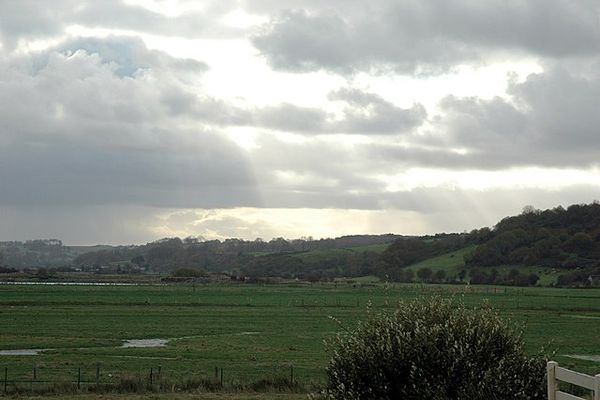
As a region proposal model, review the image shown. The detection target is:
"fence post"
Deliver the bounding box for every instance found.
[4,367,7,393]
[77,366,81,390]
[150,368,153,385]
[594,373,600,400]
[96,363,100,385]
[547,361,558,400]
[157,366,162,390]
[290,364,294,385]
[33,364,37,380]
[220,368,223,387]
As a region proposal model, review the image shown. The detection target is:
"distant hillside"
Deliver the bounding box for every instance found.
[71,234,402,275]
[465,203,600,268]
[463,203,600,286]
[0,240,89,269]
[379,203,600,287]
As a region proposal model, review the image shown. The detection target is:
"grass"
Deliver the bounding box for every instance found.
[404,245,564,285]
[6,393,308,400]
[0,282,599,394]
[404,245,476,275]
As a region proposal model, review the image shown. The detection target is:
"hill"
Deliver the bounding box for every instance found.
[379,203,600,287]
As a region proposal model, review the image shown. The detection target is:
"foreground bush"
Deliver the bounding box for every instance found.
[324,297,546,400]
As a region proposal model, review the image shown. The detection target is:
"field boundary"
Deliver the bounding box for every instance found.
[1,363,305,396]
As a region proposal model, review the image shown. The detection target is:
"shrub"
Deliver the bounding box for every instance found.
[323,297,546,400]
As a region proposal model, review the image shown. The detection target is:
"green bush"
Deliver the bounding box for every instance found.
[323,297,546,400]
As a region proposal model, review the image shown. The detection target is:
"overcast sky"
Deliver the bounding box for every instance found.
[1,0,600,245]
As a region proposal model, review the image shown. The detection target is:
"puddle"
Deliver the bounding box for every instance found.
[565,315,600,320]
[564,354,600,362]
[121,339,168,348]
[0,281,138,286]
[0,349,44,356]
[110,355,178,360]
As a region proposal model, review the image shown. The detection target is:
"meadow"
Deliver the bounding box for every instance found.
[0,282,599,395]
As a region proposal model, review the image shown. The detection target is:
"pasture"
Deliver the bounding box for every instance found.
[0,282,599,393]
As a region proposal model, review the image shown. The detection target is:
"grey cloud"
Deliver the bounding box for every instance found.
[0,0,241,51]
[255,103,328,132]
[0,37,261,210]
[429,63,600,168]
[253,1,600,74]
[251,88,426,135]
[0,1,73,49]
[3,184,597,244]
[329,88,426,134]
[0,205,163,245]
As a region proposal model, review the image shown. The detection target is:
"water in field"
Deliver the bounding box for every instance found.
[0,349,44,355]
[565,354,600,362]
[121,339,168,348]
[0,281,137,286]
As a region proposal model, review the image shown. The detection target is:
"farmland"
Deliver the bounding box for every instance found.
[1,282,599,395]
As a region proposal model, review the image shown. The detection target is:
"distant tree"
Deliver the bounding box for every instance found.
[564,232,593,253]
[35,268,53,280]
[522,205,539,215]
[171,268,207,278]
[130,255,146,266]
[433,269,447,283]
[416,267,432,283]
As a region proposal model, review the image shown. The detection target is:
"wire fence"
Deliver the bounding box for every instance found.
[0,362,316,395]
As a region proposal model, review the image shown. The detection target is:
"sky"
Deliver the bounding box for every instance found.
[1,0,600,245]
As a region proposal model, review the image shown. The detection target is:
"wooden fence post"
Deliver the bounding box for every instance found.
[77,366,81,390]
[4,367,7,393]
[547,361,558,400]
[220,367,223,386]
[290,364,294,385]
[594,373,600,400]
[96,363,100,385]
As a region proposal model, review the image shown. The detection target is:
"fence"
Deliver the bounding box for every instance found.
[547,361,600,400]
[1,363,306,395]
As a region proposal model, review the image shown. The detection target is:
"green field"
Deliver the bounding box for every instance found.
[1,282,599,395]
[404,246,476,275]
[404,245,565,285]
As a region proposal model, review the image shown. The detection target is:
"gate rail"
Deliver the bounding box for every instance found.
[547,361,600,400]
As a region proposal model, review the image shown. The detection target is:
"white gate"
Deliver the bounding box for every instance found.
[547,361,600,400]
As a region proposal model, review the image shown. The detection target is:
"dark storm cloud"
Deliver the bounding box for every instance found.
[252,0,600,74]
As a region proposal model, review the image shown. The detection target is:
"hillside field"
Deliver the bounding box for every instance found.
[0,282,599,394]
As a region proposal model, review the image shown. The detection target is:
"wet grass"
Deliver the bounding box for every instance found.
[0,282,599,391]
